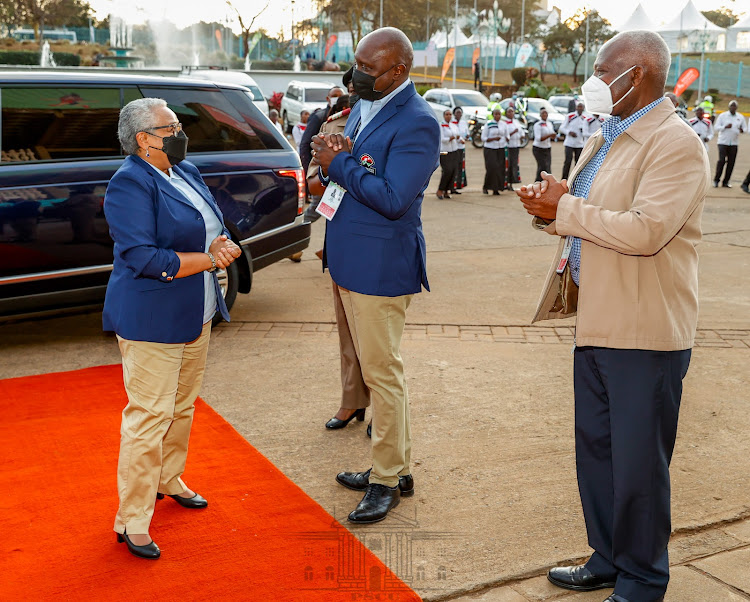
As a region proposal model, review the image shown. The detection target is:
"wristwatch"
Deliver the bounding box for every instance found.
[206,251,217,272]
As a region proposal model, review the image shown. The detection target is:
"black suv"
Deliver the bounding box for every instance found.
[0,71,310,319]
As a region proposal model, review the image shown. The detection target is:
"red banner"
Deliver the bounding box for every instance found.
[440,48,455,84]
[673,67,700,97]
[472,47,481,66]
[215,29,223,52]
[324,35,338,58]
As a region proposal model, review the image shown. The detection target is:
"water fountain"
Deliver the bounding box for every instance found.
[40,40,56,67]
[100,15,145,69]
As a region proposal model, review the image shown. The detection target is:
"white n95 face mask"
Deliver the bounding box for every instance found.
[581,65,637,116]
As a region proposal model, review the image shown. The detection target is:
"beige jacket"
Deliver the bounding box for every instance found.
[532,99,710,351]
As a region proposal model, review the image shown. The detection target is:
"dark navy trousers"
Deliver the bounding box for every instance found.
[574,347,692,601]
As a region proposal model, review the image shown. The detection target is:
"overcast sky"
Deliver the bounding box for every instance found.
[89,0,748,39]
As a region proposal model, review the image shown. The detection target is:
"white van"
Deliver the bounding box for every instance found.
[280,80,336,133]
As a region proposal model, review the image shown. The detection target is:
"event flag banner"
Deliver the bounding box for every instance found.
[324,34,338,58]
[514,43,534,68]
[247,31,262,56]
[441,48,455,83]
[674,67,700,97]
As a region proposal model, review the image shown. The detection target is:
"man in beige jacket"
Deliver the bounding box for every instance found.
[517,31,710,602]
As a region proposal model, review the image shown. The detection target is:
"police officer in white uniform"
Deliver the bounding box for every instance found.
[532,108,555,181]
[714,100,746,188]
[559,101,589,180]
[481,108,507,195]
[583,113,605,143]
[504,106,523,191]
[689,107,714,149]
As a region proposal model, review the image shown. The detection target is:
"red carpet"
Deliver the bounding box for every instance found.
[0,365,421,601]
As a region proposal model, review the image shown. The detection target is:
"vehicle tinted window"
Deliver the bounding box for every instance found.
[224,89,283,150]
[286,86,297,100]
[305,88,329,103]
[1,87,121,163]
[247,85,263,101]
[452,91,490,107]
[141,87,280,152]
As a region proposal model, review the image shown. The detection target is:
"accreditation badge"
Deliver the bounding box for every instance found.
[316,182,347,221]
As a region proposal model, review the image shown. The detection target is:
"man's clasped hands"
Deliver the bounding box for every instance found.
[515,172,571,221]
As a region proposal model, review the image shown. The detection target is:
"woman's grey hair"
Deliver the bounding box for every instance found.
[118,98,168,156]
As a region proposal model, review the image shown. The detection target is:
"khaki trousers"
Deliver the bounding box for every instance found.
[114,322,211,535]
[336,286,413,487]
[332,281,370,410]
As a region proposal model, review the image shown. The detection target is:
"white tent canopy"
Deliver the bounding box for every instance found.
[727,13,750,51]
[430,25,470,48]
[618,4,658,32]
[657,1,726,52]
[465,33,508,50]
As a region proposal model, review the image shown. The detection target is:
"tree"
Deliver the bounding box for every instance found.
[0,0,23,37]
[701,8,739,28]
[226,0,269,57]
[542,9,615,82]
[22,0,93,40]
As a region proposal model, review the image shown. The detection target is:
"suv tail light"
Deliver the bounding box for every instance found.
[276,168,306,215]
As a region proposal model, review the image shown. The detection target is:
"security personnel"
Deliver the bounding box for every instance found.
[559,101,588,179]
[689,107,714,148]
[583,113,605,143]
[698,94,715,121]
[486,92,503,120]
[504,106,523,191]
[532,108,555,181]
[481,108,508,195]
[714,100,746,188]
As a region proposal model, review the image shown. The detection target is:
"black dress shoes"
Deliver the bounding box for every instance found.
[367,421,372,438]
[325,408,365,429]
[156,492,208,508]
[117,531,160,559]
[604,596,663,602]
[548,565,617,591]
[336,468,414,497]
[348,483,400,523]
[722,182,732,188]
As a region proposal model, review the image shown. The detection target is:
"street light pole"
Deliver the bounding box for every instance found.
[492,0,498,85]
[452,0,458,86]
[380,0,383,28]
[584,10,590,78]
[521,0,525,44]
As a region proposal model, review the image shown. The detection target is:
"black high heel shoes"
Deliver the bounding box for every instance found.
[117,531,160,559]
[325,408,365,429]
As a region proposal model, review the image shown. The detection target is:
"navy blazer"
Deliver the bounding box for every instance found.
[324,82,441,297]
[102,156,230,344]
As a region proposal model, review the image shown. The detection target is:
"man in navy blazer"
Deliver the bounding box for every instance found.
[313,27,440,524]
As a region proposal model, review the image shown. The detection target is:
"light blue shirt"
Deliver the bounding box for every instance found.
[357,78,412,140]
[568,97,666,286]
[148,164,223,324]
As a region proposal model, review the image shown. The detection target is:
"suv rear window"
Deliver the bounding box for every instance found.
[304,88,329,103]
[1,87,121,162]
[141,87,282,152]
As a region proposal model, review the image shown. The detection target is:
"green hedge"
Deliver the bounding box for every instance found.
[510,67,527,87]
[249,60,293,70]
[0,50,81,66]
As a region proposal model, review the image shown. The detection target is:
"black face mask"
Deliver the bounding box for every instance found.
[352,65,397,102]
[349,93,360,107]
[148,130,189,166]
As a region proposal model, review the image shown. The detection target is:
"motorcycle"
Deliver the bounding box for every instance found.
[468,116,485,149]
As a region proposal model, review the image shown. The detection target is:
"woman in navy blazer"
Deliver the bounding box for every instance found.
[104,98,241,559]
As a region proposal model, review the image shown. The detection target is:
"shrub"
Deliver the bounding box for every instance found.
[519,77,548,98]
[511,67,528,87]
[0,50,80,66]
[251,60,294,70]
[0,50,39,65]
